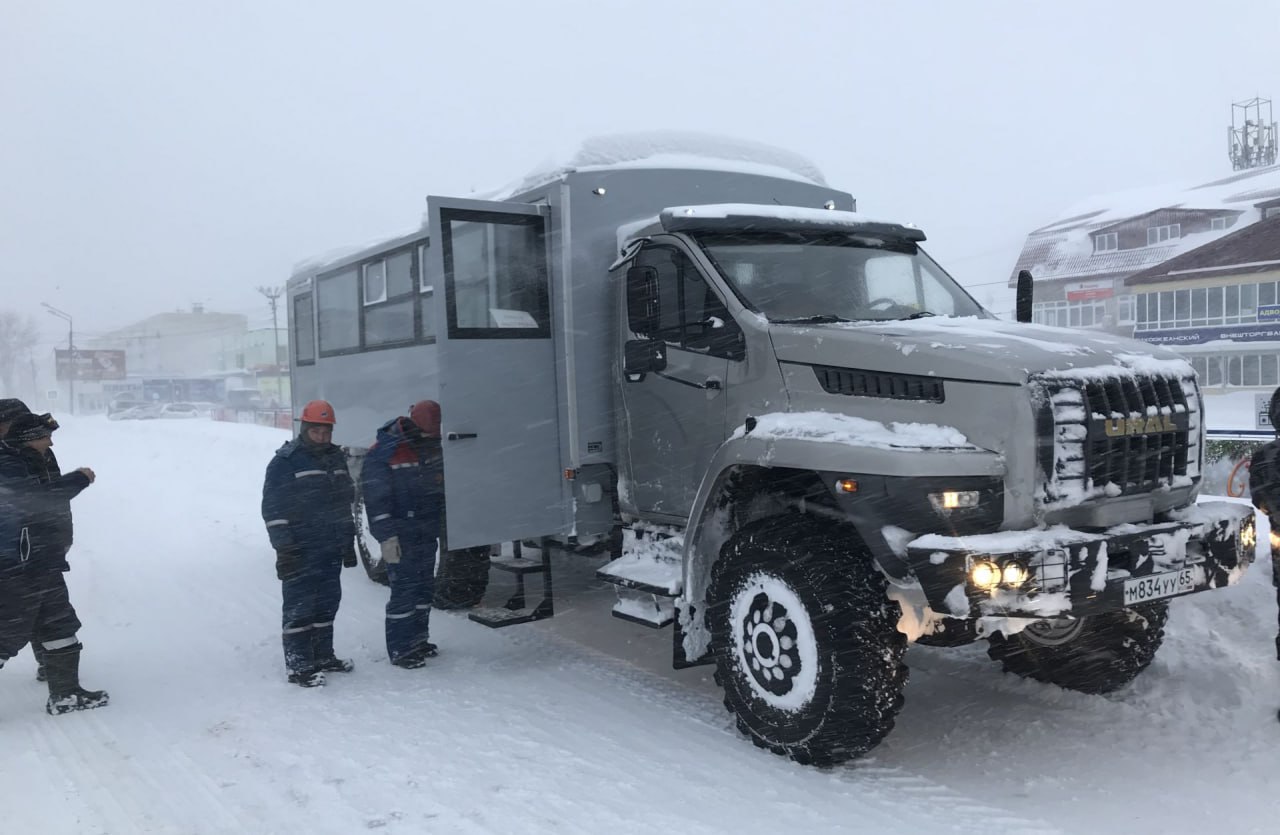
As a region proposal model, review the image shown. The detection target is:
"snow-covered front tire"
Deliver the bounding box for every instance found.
[709,514,908,766]
[985,601,1170,694]
[433,545,492,610]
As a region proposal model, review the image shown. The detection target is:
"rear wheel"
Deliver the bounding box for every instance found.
[709,514,907,766]
[352,495,388,586]
[985,602,1170,694]
[433,543,492,610]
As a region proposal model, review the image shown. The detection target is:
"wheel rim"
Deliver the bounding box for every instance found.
[728,572,819,711]
[1022,617,1087,646]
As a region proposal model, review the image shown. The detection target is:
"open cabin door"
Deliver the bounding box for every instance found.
[425,197,567,549]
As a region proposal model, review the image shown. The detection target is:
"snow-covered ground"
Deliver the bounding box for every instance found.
[1,415,1278,835]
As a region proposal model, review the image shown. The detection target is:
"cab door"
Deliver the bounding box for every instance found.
[618,240,741,521]
[425,197,568,549]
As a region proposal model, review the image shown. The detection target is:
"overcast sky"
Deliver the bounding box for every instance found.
[2,0,1277,351]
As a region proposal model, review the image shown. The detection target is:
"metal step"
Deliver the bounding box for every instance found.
[490,554,547,575]
[469,538,555,628]
[596,553,682,598]
[468,599,553,629]
[609,587,675,629]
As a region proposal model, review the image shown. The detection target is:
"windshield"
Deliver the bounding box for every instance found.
[694,231,987,323]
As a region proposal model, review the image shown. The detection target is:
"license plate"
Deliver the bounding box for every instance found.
[1123,568,1196,605]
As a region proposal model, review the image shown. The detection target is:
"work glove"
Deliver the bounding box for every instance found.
[380,536,401,565]
[343,541,358,569]
[275,545,303,581]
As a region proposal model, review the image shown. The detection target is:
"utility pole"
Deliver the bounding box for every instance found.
[258,285,283,408]
[41,302,74,415]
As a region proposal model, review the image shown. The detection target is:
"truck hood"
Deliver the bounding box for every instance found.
[768,316,1190,384]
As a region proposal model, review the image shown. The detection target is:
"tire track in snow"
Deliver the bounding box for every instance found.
[472,615,1062,835]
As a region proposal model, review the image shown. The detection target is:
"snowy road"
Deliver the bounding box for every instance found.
[1,416,1276,834]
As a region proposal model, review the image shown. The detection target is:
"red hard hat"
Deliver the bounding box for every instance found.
[300,399,336,425]
[409,400,441,438]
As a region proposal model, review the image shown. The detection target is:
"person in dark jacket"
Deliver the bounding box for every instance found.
[362,400,445,668]
[1249,386,1280,721]
[0,399,63,682]
[0,411,107,714]
[261,399,359,687]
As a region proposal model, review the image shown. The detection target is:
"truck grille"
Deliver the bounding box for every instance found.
[1037,374,1200,503]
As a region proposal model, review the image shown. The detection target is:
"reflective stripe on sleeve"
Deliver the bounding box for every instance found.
[266,519,289,528]
[389,462,420,470]
[294,470,326,478]
[371,513,391,522]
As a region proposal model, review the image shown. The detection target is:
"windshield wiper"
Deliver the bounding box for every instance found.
[897,311,937,320]
[770,314,852,324]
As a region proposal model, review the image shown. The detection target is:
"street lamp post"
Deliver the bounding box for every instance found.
[258,286,283,408]
[41,302,74,415]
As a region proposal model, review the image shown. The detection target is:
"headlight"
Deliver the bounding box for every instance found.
[1240,517,1256,550]
[1002,562,1029,587]
[970,560,1001,590]
[929,490,980,513]
[969,556,1031,591]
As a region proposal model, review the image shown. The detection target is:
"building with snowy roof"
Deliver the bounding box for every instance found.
[1009,164,1280,337]
[1125,213,1280,392]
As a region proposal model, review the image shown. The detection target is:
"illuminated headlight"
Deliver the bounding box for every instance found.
[969,557,1030,591]
[970,560,1001,590]
[1240,517,1256,550]
[1270,531,1280,551]
[1001,562,1029,587]
[929,490,981,513]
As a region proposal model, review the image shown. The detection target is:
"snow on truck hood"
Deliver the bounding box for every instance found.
[769,316,1193,385]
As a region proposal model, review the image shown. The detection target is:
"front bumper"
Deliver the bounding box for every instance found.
[905,501,1255,619]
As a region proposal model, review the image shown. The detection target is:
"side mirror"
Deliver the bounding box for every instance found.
[1015,269,1034,323]
[626,266,661,336]
[624,339,667,381]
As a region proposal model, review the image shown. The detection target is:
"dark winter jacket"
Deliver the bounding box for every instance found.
[362,417,444,544]
[0,443,89,573]
[261,437,356,560]
[1250,439,1280,516]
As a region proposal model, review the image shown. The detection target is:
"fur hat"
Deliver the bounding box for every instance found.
[0,398,30,424]
[6,411,56,443]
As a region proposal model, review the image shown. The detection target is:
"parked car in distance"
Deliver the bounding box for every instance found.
[159,402,202,419]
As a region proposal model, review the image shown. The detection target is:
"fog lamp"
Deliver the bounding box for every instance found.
[1001,562,1029,587]
[929,490,980,513]
[970,560,1000,590]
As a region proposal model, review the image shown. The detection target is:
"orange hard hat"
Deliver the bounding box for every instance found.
[300,399,336,425]
[409,400,441,438]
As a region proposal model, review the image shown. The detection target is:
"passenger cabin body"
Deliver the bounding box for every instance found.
[288,164,851,550]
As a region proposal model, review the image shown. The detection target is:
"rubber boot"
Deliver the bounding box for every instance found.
[45,645,109,715]
[312,626,353,673]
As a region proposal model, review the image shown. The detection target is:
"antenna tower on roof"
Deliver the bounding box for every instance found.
[1228,97,1278,171]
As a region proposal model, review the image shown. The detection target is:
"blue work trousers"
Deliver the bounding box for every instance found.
[386,535,437,662]
[281,564,342,674]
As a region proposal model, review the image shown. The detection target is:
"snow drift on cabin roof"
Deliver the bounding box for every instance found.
[486,131,830,199]
[294,132,832,277]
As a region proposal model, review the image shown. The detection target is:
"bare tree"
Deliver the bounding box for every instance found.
[0,311,39,396]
